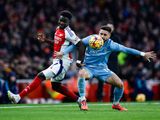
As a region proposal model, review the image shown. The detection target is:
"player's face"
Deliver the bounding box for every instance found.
[99,29,111,41]
[58,16,70,29]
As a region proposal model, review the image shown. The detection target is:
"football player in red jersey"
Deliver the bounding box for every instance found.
[8,10,85,105]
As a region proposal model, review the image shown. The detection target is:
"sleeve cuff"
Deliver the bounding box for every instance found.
[140,52,145,56]
[76,60,81,64]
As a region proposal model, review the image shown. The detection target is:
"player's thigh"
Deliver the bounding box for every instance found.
[42,59,64,80]
[51,69,66,82]
[62,58,72,71]
[79,67,93,80]
[107,73,123,88]
[95,68,113,82]
[50,59,71,82]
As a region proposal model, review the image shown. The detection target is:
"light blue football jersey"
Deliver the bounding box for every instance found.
[63,34,143,69]
[82,34,142,68]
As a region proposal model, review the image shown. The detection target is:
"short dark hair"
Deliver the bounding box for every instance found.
[60,10,72,20]
[100,25,112,33]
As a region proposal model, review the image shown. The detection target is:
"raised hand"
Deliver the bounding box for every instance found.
[144,51,156,62]
[37,32,46,42]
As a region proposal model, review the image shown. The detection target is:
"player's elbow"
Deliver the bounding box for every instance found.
[75,40,84,48]
[75,41,86,53]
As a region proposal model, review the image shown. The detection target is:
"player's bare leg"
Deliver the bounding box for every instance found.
[107,73,128,111]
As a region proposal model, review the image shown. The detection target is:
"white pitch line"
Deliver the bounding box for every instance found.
[0,105,52,109]
[0,102,159,109]
[0,103,110,109]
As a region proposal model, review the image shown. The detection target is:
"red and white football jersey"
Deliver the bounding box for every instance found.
[53,26,80,60]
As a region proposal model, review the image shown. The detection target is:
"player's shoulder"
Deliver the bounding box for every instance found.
[108,38,121,46]
[108,38,113,42]
[64,26,80,44]
[105,38,113,49]
[64,26,75,37]
[65,26,73,31]
[107,38,113,44]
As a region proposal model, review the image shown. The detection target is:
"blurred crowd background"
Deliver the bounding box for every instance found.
[0,0,160,103]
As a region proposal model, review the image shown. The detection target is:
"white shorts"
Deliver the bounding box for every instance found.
[42,59,72,82]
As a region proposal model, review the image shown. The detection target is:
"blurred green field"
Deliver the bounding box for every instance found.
[0,102,160,120]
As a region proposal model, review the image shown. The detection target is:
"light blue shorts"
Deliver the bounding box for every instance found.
[83,66,114,82]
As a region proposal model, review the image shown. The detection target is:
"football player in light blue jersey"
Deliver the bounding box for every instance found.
[56,24,156,111]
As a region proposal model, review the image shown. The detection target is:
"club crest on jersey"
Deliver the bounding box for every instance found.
[59,34,63,37]
[54,36,64,44]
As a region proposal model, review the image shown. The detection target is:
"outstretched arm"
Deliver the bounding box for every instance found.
[143,51,156,62]
[55,44,76,59]
[56,41,86,67]
[110,41,156,61]
[63,45,76,55]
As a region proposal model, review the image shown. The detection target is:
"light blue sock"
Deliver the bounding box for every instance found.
[113,87,124,105]
[78,77,86,97]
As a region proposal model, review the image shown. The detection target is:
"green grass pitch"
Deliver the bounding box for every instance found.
[0,102,160,120]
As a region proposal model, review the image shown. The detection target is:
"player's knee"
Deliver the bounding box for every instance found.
[78,69,86,78]
[118,82,124,89]
[37,72,46,80]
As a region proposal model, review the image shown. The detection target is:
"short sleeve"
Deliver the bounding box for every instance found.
[65,26,80,45]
